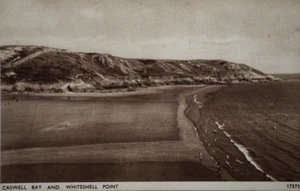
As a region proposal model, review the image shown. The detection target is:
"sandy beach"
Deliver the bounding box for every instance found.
[2,82,299,182]
[1,85,222,182]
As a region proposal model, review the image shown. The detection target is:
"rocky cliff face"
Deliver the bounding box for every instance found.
[0,45,279,93]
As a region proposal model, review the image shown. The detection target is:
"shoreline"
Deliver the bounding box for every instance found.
[181,85,237,180]
[1,85,225,181]
[184,85,243,181]
[183,81,300,181]
[1,85,213,164]
[1,84,209,98]
[177,86,219,172]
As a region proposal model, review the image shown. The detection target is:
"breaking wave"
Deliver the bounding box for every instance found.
[215,122,277,181]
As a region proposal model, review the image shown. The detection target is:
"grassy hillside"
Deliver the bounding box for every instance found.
[1,45,279,93]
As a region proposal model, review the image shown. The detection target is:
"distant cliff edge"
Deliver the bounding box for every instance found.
[0,45,280,93]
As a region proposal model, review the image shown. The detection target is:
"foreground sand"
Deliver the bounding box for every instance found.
[1,85,224,182]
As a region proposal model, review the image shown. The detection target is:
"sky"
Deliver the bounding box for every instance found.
[0,0,299,73]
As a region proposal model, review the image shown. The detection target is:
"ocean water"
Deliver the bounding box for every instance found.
[192,81,300,181]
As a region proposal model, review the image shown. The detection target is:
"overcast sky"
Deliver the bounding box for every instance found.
[0,0,299,73]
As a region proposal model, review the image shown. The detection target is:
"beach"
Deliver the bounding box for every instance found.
[2,82,299,182]
[1,85,221,182]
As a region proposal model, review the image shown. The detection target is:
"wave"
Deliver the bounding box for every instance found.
[215,121,277,181]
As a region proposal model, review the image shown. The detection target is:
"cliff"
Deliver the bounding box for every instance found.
[0,45,279,93]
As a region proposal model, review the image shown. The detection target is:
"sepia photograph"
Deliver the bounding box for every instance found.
[0,0,299,190]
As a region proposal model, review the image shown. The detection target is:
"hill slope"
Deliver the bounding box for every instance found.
[0,45,278,93]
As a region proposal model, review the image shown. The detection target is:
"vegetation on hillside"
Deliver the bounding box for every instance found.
[1,45,279,93]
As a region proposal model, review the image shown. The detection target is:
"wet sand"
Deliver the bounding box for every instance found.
[2,162,220,183]
[1,85,221,182]
[4,82,295,182]
[1,98,178,150]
